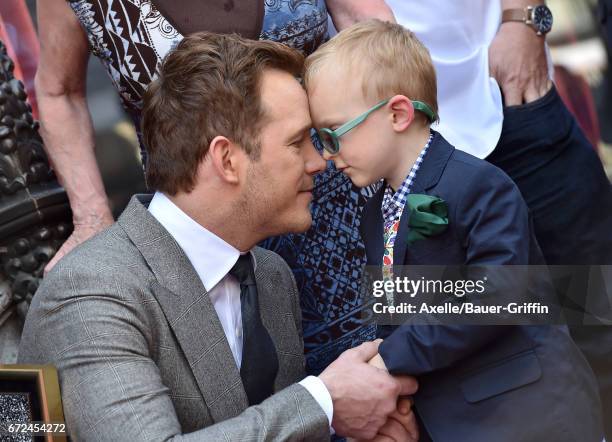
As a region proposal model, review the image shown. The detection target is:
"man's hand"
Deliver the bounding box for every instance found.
[319,341,418,439]
[488,21,552,106]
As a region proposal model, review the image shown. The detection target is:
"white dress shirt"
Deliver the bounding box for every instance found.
[148,192,333,426]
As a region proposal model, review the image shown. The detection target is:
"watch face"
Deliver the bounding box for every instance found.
[533,5,553,34]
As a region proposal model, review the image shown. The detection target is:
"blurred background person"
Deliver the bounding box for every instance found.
[0,1,38,115]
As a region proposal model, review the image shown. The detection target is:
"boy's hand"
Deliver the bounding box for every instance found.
[362,353,419,442]
[319,341,417,439]
[347,397,418,442]
[368,353,388,370]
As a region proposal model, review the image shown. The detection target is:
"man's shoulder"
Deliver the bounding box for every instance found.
[20,222,157,364]
[42,222,152,299]
[56,222,143,272]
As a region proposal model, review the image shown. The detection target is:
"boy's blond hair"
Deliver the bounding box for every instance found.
[304,19,438,124]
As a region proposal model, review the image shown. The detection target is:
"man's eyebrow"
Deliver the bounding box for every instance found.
[288,123,313,140]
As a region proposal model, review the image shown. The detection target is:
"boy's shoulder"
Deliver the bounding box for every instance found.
[446,145,507,181]
[423,133,525,213]
[437,137,516,191]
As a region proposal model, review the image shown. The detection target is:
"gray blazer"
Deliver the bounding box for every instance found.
[18,195,329,441]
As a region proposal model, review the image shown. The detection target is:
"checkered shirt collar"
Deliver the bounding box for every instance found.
[382,131,434,224]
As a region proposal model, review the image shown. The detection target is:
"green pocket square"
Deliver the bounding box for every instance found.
[406,194,449,244]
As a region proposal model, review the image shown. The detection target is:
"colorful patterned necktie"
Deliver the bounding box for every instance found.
[382,218,401,305]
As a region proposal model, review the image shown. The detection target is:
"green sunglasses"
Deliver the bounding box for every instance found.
[317,98,437,155]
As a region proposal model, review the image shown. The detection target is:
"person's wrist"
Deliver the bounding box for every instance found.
[500,3,552,37]
[71,200,114,227]
[317,371,338,401]
[500,19,544,35]
[498,20,548,45]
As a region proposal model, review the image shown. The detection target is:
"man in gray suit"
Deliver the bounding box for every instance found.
[18,33,418,441]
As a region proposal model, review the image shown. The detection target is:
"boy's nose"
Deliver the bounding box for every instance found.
[322,149,334,161]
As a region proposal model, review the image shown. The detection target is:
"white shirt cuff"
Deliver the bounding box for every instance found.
[298,375,333,430]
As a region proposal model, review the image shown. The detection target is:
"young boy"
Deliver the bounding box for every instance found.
[304,20,603,441]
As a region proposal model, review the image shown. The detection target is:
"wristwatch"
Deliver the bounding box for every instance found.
[501,5,554,36]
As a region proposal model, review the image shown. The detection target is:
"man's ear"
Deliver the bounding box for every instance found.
[388,95,415,132]
[206,135,243,184]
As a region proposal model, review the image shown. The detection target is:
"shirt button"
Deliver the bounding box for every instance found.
[235,327,241,338]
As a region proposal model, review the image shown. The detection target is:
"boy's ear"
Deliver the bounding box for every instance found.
[388,95,415,132]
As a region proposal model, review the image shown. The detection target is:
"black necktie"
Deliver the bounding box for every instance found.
[229,254,279,405]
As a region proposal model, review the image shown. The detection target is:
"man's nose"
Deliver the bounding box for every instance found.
[322,149,334,161]
[304,140,327,175]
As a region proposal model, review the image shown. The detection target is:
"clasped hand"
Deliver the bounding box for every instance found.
[319,340,419,442]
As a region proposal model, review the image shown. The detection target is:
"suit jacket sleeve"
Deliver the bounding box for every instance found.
[379,163,532,375]
[17,263,329,442]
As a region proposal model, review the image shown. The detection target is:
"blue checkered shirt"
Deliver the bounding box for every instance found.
[381,131,434,225]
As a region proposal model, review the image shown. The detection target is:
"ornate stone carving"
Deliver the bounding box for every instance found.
[0,39,72,329]
[2,223,72,318]
[0,42,53,196]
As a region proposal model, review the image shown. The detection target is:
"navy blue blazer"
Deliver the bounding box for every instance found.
[360,132,603,441]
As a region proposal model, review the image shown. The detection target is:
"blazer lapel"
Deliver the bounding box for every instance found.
[393,133,455,267]
[118,195,248,423]
[251,248,306,390]
[361,185,386,266]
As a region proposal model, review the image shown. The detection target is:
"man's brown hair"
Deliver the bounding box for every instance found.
[142,32,304,194]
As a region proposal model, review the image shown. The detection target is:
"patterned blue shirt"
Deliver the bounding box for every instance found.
[382,131,434,226]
